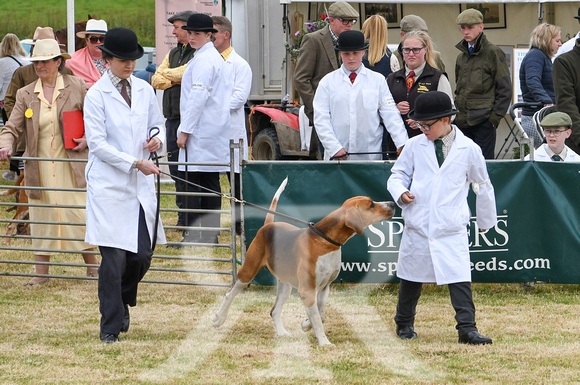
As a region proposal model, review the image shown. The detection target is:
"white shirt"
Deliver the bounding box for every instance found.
[553,32,580,61]
[525,144,580,162]
[314,64,408,160]
[0,55,30,100]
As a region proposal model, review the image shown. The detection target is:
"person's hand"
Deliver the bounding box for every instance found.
[0,147,12,161]
[331,148,348,160]
[400,191,415,204]
[72,137,87,151]
[406,119,419,130]
[177,132,188,149]
[396,146,404,157]
[396,101,410,115]
[144,136,161,153]
[136,159,160,175]
[480,228,488,233]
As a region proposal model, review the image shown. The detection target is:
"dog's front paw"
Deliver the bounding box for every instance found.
[301,318,312,332]
[212,313,225,328]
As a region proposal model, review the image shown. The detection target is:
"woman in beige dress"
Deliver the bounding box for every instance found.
[0,39,98,286]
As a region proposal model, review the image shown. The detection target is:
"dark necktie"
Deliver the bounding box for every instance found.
[468,46,474,55]
[406,70,415,92]
[435,139,444,167]
[349,72,357,84]
[552,154,562,161]
[120,79,131,107]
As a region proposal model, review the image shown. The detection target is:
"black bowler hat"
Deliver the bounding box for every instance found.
[334,30,368,51]
[575,7,580,20]
[182,13,218,33]
[98,28,144,60]
[408,91,459,121]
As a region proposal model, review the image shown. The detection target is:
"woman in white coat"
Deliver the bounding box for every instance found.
[387,91,497,345]
[313,30,408,161]
[176,14,231,244]
[83,28,166,343]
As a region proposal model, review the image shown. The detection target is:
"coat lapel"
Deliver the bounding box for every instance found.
[320,28,339,69]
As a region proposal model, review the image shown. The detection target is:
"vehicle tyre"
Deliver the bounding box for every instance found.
[252,128,282,160]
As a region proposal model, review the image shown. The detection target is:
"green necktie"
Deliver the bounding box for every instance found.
[435,139,444,167]
[552,154,562,161]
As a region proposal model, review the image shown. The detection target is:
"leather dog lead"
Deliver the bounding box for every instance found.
[158,170,343,247]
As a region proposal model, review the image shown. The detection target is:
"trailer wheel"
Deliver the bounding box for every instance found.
[252,128,282,160]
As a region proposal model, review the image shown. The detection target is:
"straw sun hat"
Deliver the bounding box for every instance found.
[27,39,70,61]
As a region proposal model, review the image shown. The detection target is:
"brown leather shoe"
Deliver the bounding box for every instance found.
[24,277,49,286]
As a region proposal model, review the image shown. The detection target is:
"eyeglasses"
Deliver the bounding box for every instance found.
[416,118,441,131]
[88,36,105,44]
[402,47,425,55]
[544,128,568,136]
[335,17,357,25]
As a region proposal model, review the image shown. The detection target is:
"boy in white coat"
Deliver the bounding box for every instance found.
[313,30,408,161]
[525,112,580,162]
[387,91,497,345]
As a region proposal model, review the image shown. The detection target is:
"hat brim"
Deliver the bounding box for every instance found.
[76,31,107,38]
[335,42,369,51]
[181,26,218,33]
[408,108,459,121]
[28,53,71,61]
[98,44,144,60]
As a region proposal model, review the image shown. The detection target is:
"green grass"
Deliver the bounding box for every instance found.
[0,0,155,46]
[3,164,580,383]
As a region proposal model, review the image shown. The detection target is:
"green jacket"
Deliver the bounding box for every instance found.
[553,39,580,154]
[162,43,195,119]
[454,33,512,128]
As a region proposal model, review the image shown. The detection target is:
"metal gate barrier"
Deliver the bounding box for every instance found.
[0,141,245,287]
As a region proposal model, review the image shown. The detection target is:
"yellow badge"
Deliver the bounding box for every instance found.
[25,108,33,118]
[417,85,429,92]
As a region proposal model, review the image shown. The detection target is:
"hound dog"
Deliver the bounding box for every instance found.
[213,177,395,346]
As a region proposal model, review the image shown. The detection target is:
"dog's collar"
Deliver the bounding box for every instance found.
[308,223,343,247]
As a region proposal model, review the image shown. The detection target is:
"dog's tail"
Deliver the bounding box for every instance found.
[264,177,288,225]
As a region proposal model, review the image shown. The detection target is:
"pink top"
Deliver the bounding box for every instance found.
[65,47,108,88]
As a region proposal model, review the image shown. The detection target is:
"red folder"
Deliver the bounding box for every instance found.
[62,110,85,149]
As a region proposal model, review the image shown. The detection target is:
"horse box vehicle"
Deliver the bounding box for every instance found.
[223,0,579,160]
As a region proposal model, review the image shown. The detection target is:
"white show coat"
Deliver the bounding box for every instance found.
[84,74,167,253]
[387,127,497,285]
[313,65,408,160]
[178,42,231,172]
[225,48,252,173]
[525,144,580,162]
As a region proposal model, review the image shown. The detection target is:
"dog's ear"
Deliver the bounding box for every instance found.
[344,207,365,235]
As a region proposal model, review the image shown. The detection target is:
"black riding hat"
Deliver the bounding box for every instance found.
[98,27,144,60]
[335,30,368,51]
[408,91,459,121]
[181,13,218,33]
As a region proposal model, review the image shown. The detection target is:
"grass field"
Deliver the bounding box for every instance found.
[0,0,156,46]
[2,162,580,383]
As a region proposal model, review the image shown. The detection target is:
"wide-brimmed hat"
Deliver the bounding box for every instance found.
[182,13,218,33]
[76,19,108,38]
[335,30,368,51]
[408,91,459,121]
[27,39,70,61]
[168,10,195,23]
[98,28,144,60]
[29,27,60,46]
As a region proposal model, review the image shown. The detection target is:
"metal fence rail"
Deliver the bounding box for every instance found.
[0,141,245,287]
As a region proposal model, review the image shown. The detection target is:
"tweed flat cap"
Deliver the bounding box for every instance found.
[168,10,194,23]
[400,15,428,33]
[540,112,572,128]
[456,9,484,25]
[328,1,359,19]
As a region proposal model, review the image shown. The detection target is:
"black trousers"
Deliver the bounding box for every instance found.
[458,119,496,159]
[183,171,221,242]
[165,118,186,225]
[98,206,152,335]
[395,279,477,336]
[226,171,242,235]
